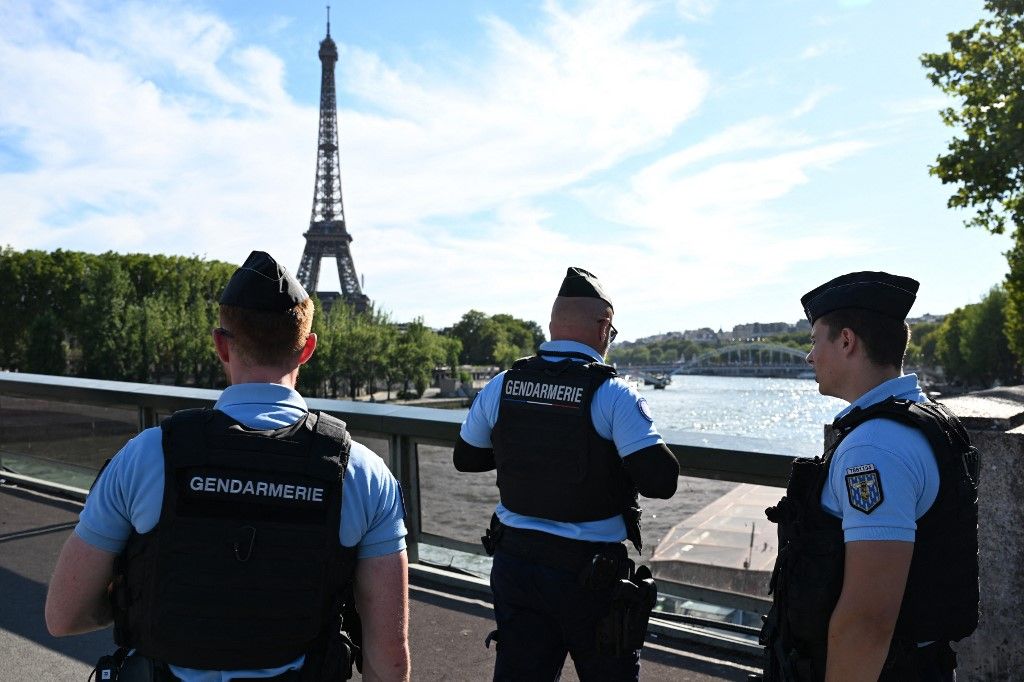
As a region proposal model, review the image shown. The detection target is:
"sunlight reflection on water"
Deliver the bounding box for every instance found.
[641,375,846,458]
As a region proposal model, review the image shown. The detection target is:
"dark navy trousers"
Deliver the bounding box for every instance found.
[489,549,641,682]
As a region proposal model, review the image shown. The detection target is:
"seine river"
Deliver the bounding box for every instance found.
[636,374,847,458]
[418,374,850,571]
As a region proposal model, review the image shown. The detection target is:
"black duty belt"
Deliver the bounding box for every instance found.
[491,521,627,574]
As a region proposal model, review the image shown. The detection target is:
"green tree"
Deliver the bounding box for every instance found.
[24,310,68,375]
[388,318,449,397]
[906,321,940,369]
[449,310,545,365]
[922,2,1024,363]
[933,288,1017,386]
[322,305,395,399]
[492,340,524,370]
[935,309,968,384]
[79,255,139,380]
[959,286,1017,385]
[440,336,462,378]
[450,310,500,364]
[297,296,332,397]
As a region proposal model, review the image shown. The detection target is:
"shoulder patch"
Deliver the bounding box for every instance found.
[845,467,884,514]
[637,397,653,423]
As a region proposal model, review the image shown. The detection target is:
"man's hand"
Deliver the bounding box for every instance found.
[354,550,410,682]
[45,533,117,636]
[825,540,913,682]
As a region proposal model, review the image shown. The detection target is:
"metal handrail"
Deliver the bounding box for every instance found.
[0,371,781,618]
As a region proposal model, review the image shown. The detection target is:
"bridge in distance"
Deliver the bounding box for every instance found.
[623,342,813,380]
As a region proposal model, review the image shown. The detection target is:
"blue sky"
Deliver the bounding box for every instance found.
[0,0,1011,341]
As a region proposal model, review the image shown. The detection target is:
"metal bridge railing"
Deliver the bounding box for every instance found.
[0,372,789,656]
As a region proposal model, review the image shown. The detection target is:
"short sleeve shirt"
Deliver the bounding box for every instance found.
[459,340,665,542]
[820,374,940,543]
[75,382,407,681]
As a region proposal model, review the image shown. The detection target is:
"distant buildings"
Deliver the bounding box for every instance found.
[682,328,718,343]
[670,320,810,344]
[731,321,792,339]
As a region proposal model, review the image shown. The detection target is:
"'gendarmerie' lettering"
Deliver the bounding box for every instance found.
[189,476,325,503]
[504,379,584,404]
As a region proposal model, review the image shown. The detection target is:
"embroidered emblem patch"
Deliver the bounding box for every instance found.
[845,467,884,514]
[637,397,653,423]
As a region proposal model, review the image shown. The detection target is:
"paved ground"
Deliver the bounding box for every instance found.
[0,482,758,681]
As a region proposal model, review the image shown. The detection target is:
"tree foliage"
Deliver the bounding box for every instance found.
[922,2,1024,367]
[299,305,455,399]
[921,2,1024,236]
[931,286,1017,387]
[0,248,233,383]
[448,309,545,367]
[0,248,529,400]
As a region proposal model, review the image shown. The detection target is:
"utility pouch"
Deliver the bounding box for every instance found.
[621,503,643,554]
[92,648,128,682]
[580,553,623,592]
[481,514,504,556]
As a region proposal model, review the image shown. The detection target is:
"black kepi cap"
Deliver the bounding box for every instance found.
[801,271,919,324]
[219,251,309,312]
[557,267,613,311]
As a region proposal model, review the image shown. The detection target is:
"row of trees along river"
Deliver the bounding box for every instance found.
[0,248,541,399]
[0,247,1017,397]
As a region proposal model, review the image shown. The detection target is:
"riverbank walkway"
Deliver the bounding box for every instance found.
[1,482,760,681]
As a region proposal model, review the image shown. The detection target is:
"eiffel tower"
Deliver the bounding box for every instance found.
[297,8,370,313]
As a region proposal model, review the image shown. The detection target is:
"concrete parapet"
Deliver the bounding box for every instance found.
[942,388,1024,681]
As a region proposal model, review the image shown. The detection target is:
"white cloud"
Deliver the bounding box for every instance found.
[335,0,709,229]
[0,0,708,270]
[800,42,831,60]
[0,0,977,338]
[675,0,717,22]
[567,88,878,330]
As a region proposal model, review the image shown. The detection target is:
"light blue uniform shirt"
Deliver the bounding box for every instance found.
[821,374,940,543]
[76,383,408,681]
[460,340,664,543]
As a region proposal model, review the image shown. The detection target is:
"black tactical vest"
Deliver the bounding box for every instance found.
[113,408,357,671]
[762,398,979,677]
[491,352,636,526]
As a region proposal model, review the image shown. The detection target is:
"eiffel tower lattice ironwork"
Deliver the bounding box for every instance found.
[297,9,370,312]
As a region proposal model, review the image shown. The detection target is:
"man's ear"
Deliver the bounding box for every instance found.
[297,332,317,366]
[213,329,231,363]
[839,327,858,356]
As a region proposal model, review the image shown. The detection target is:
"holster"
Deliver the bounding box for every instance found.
[591,563,658,656]
[300,628,358,681]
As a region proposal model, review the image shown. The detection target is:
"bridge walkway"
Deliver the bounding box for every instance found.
[0,482,755,681]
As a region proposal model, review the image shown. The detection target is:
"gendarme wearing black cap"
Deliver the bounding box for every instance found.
[220,251,309,313]
[557,266,613,311]
[801,270,919,325]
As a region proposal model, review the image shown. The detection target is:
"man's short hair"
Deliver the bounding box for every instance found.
[219,298,314,368]
[820,308,910,369]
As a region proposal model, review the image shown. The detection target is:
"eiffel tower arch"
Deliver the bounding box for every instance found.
[297,9,371,313]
